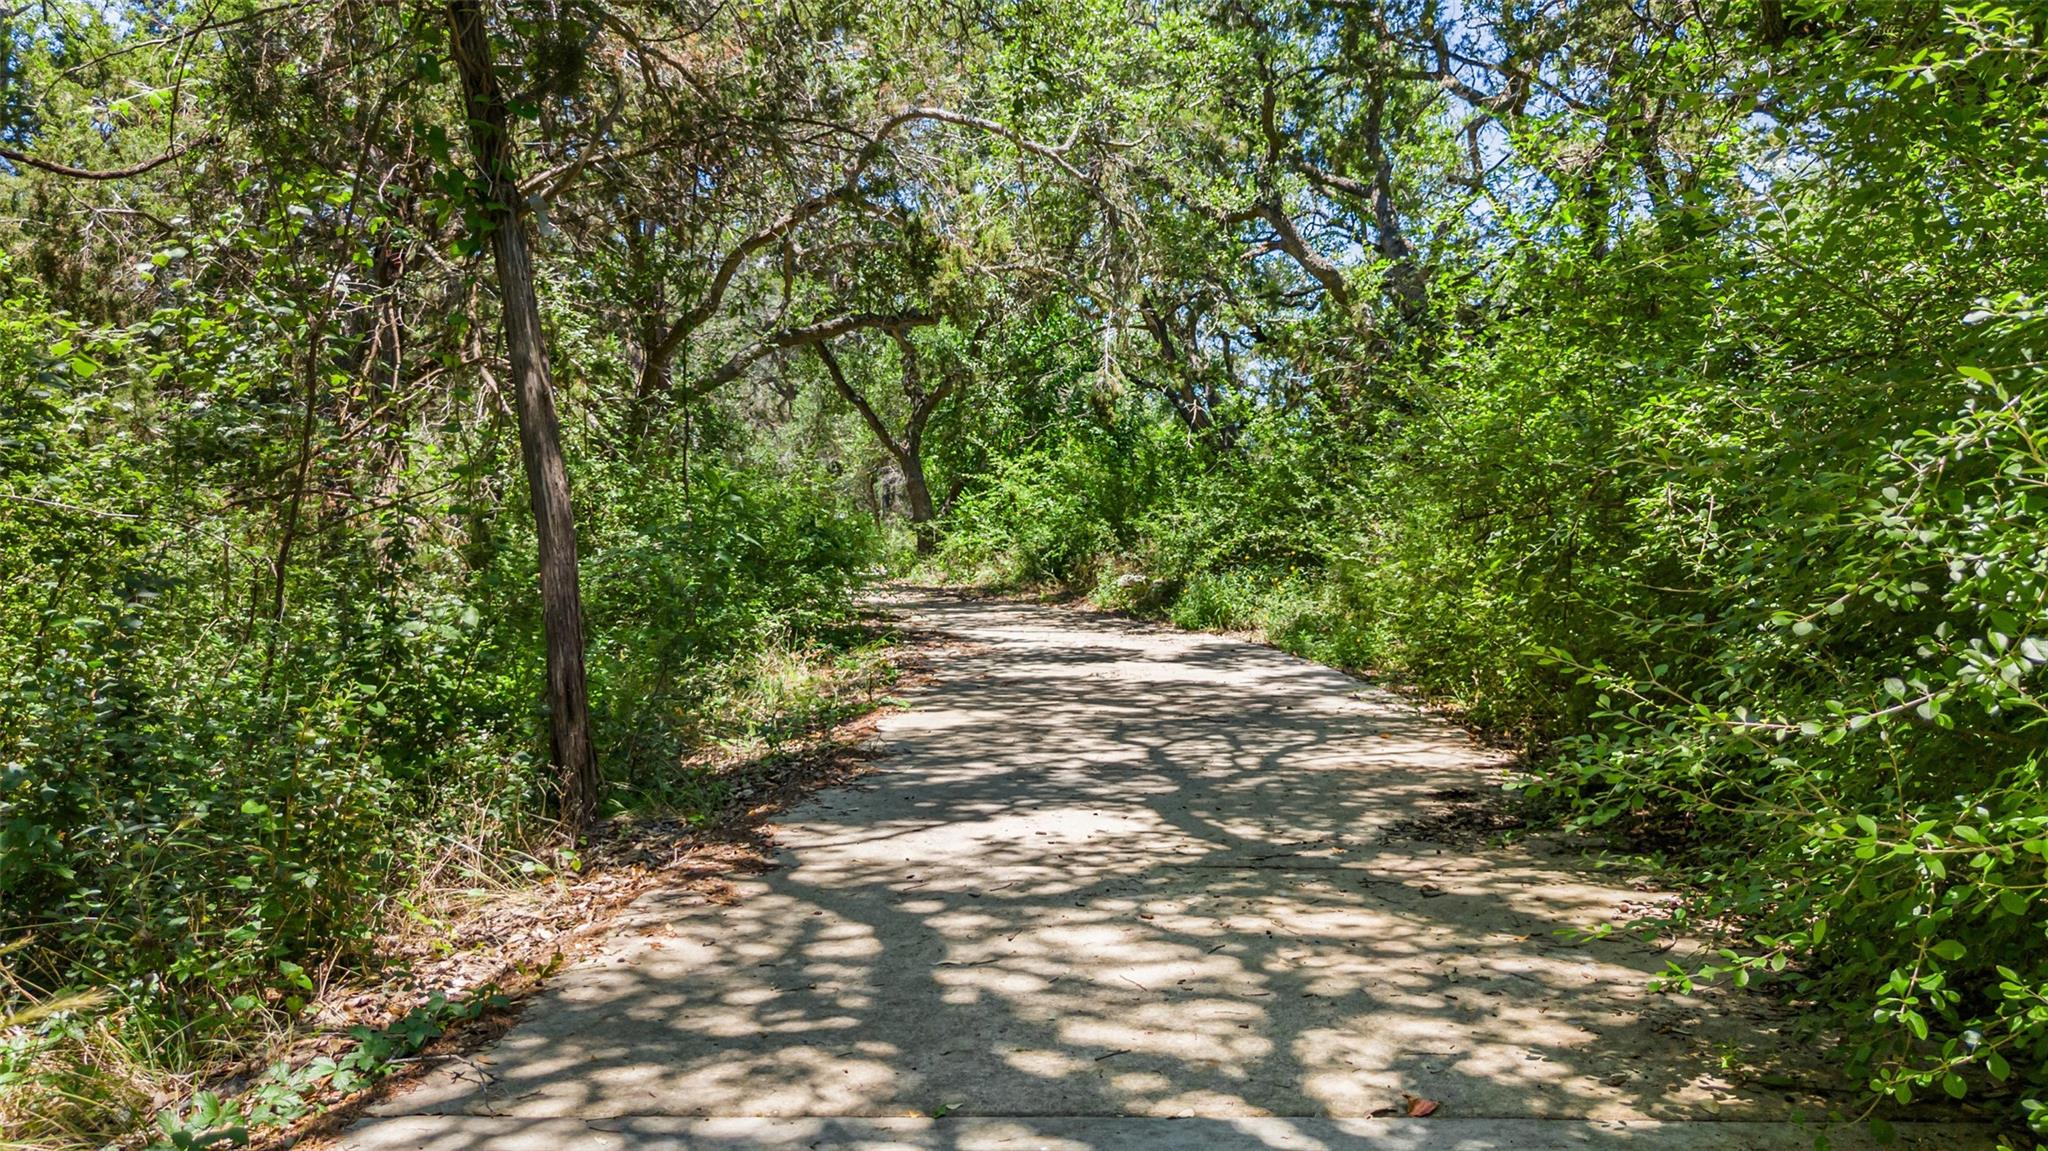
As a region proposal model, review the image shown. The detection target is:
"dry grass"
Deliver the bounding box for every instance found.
[1,946,145,1151]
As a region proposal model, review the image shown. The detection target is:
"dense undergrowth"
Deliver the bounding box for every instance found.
[932,14,2048,1138]
[0,280,889,1145]
[943,311,2048,1138]
[942,325,2048,1132]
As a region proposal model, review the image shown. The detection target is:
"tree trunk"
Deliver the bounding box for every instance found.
[893,335,950,556]
[446,0,601,831]
[900,447,938,554]
[816,339,945,554]
[626,340,668,444]
[1363,81,1428,327]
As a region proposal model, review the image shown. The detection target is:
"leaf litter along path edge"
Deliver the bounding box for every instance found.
[332,588,1989,1151]
[247,609,937,1151]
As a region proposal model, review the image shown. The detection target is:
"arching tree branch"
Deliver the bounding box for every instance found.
[642,106,1112,379]
[684,309,940,400]
[0,138,205,181]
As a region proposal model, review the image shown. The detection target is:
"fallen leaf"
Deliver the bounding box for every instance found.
[1403,1093,1440,1117]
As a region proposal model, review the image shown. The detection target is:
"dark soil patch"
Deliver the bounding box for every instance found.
[1379,786,1529,847]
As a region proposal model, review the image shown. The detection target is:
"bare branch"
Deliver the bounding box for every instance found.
[817,341,908,463]
[0,138,206,181]
[686,310,939,399]
[645,105,1114,374]
[1252,201,1352,311]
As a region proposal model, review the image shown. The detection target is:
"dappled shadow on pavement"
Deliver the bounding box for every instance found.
[345,591,1968,1150]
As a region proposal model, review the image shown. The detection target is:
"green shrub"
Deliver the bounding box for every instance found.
[0,285,879,1118]
[936,438,1125,587]
[580,454,877,799]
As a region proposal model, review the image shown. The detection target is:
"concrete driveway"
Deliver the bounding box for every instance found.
[341,590,1983,1150]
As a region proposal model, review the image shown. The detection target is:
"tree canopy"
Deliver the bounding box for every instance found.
[4,0,2048,1145]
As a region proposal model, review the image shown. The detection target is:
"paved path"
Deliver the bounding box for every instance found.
[344,591,1980,1149]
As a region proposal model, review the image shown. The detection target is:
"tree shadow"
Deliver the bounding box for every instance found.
[347,591,1933,1149]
